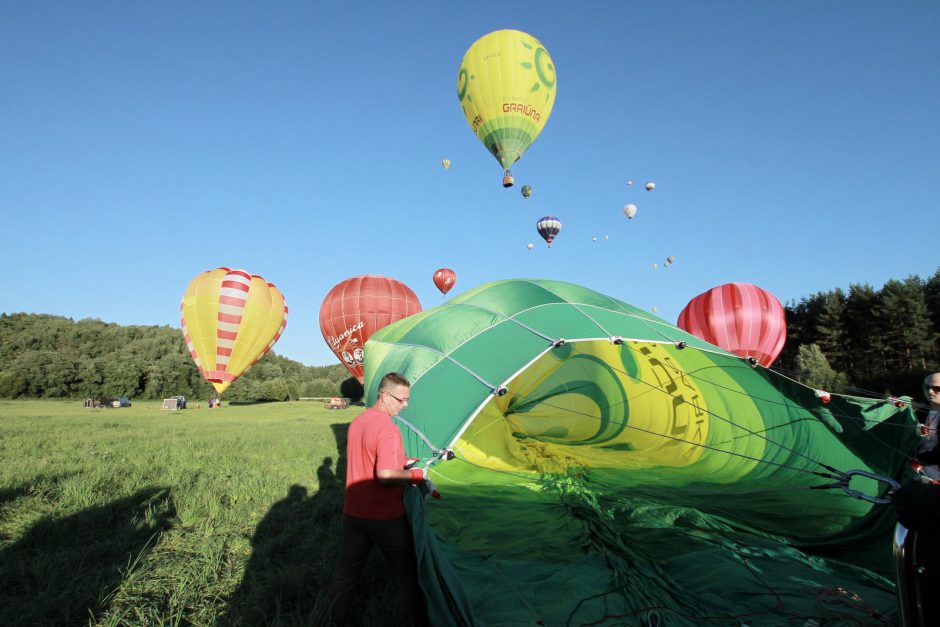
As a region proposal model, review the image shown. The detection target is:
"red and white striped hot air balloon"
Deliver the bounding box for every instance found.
[677,282,786,367]
[180,267,288,395]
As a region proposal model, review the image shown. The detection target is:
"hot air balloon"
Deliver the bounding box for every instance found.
[623,203,637,220]
[364,279,915,626]
[521,185,533,200]
[458,30,557,187]
[645,181,656,192]
[527,243,534,250]
[319,275,422,383]
[433,268,457,295]
[442,159,451,171]
[536,215,561,247]
[592,237,597,243]
[626,179,633,187]
[665,255,676,266]
[180,267,288,395]
[677,282,787,367]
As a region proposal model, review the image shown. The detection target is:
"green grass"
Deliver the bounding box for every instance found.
[0,400,405,626]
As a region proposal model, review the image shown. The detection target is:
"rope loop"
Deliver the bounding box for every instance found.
[814,469,901,505]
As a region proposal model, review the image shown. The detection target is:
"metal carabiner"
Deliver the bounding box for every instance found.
[839,469,900,505]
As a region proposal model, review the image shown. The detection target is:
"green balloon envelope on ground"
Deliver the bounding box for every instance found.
[364,279,918,626]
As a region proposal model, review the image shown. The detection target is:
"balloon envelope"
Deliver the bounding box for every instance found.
[521,185,533,200]
[623,203,637,219]
[319,275,422,382]
[677,282,786,367]
[442,159,451,171]
[364,279,913,626]
[458,30,556,181]
[180,267,288,395]
[645,181,655,191]
[433,268,457,295]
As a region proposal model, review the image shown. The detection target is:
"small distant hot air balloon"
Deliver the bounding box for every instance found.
[592,237,597,243]
[651,306,658,313]
[665,255,676,266]
[442,159,451,171]
[652,263,658,269]
[180,267,288,396]
[626,179,633,187]
[433,268,457,295]
[537,216,561,247]
[319,275,422,383]
[604,235,609,240]
[645,182,656,192]
[527,243,534,250]
[458,30,557,187]
[677,282,787,367]
[623,204,637,220]
[521,185,533,200]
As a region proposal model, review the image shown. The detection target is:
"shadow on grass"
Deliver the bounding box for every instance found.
[0,486,175,625]
[0,484,30,507]
[220,423,408,626]
[0,471,81,507]
[219,424,347,626]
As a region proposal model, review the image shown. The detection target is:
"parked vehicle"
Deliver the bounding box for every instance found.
[111,397,132,408]
[162,396,187,411]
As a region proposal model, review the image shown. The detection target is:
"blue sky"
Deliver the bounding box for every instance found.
[1,1,937,367]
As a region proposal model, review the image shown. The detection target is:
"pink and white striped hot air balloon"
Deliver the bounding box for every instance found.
[677,282,786,367]
[180,267,288,395]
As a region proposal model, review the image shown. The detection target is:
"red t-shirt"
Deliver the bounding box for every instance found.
[343,407,406,519]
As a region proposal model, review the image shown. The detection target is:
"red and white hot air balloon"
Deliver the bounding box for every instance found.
[180,267,288,395]
[677,282,787,367]
[433,268,457,295]
[319,275,422,383]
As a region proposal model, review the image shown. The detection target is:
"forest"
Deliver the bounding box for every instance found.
[1,269,938,404]
[0,313,350,403]
[775,271,940,401]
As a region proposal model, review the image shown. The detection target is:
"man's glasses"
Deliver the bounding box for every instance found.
[385,391,409,404]
[924,385,940,394]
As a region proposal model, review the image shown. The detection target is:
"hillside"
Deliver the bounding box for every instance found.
[0,313,348,402]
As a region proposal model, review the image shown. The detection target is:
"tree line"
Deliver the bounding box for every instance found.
[775,269,940,400]
[0,313,351,403]
[2,268,938,404]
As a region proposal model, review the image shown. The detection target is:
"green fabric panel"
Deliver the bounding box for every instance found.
[404,486,477,627]
[396,359,493,457]
[477,117,538,169]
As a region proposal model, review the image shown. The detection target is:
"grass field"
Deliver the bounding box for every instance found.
[0,400,405,626]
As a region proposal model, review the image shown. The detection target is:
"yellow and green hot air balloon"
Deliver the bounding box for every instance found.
[457,30,556,188]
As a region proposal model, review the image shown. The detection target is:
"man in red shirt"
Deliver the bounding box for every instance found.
[326,372,429,626]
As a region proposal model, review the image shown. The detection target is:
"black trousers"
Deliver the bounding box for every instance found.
[326,514,428,626]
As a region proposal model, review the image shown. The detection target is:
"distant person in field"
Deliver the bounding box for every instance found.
[325,372,429,627]
[916,372,940,482]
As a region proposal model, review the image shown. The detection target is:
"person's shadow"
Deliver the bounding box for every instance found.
[0,484,175,625]
[220,423,352,626]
